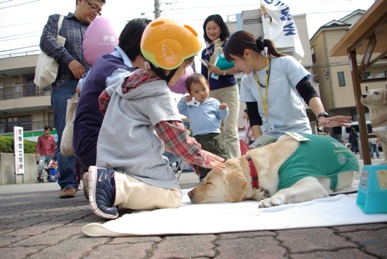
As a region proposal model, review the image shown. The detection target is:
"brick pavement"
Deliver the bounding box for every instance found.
[0,158,386,259]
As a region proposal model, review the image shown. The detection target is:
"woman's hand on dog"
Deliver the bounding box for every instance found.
[202,150,226,170]
[318,115,352,128]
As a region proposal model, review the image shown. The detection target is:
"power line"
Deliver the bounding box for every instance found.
[0,0,39,10]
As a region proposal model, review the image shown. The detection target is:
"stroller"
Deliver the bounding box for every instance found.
[38,159,58,183]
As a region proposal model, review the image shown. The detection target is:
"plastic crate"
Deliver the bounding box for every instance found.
[356,164,387,214]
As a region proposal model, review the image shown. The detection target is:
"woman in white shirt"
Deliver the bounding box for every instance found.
[223,30,352,141]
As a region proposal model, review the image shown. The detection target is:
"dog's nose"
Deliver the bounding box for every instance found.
[361,94,367,98]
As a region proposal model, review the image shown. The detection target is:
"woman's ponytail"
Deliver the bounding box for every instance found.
[224,30,285,61]
[261,38,285,58]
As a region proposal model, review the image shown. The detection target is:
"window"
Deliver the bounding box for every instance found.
[313,74,319,84]
[5,115,31,133]
[0,118,5,134]
[337,71,346,86]
[3,82,22,99]
[311,46,316,63]
[26,75,36,97]
[48,113,55,129]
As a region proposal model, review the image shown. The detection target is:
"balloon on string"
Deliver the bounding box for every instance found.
[82,17,118,66]
[168,65,194,94]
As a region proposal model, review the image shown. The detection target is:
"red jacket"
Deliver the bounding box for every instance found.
[36,134,56,156]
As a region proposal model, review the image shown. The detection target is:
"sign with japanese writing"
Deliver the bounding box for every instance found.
[14,126,24,175]
[260,0,304,57]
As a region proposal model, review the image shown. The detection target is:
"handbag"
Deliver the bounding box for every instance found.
[34,15,65,89]
[60,93,79,156]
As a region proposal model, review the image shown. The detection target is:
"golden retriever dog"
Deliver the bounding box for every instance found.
[188,134,359,208]
[361,88,387,164]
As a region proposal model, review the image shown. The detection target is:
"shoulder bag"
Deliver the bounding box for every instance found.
[34,15,65,89]
[60,93,79,157]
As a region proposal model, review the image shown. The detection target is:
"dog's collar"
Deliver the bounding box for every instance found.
[246,157,259,188]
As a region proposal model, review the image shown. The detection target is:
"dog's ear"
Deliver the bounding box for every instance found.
[224,171,249,202]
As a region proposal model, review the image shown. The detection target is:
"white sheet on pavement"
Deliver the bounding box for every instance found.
[82,190,387,237]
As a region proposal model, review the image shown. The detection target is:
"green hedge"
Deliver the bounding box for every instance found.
[0,135,36,153]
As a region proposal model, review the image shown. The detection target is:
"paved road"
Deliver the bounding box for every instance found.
[0,157,386,259]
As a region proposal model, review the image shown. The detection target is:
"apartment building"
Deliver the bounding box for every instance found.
[0,54,54,140]
[310,9,387,121]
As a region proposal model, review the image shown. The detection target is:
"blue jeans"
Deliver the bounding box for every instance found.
[51,77,78,190]
[370,143,380,158]
[37,155,52,175]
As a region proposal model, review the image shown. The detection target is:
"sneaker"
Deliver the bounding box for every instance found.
[88,166,118,219]
[59,188,77,198]
[82,172,89,201]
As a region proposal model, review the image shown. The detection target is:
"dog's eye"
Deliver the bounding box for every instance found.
[374,91,380,95]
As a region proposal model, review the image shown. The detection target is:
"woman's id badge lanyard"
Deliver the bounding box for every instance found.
[254,58,274,135]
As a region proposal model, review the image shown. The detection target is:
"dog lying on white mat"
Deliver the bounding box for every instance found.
[188,133,359,208]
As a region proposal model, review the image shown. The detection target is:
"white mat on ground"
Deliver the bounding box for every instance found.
[82,190,387,237]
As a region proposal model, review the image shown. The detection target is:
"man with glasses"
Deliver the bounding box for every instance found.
[37,0,106,198]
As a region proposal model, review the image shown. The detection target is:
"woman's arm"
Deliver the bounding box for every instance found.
[246,102,262,139]
[296,77,352,128]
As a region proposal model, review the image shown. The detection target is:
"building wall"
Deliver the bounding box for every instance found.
[311,23,387,120]
[0,153,38,185]
[238,10,312,68]
[311,31,331,109]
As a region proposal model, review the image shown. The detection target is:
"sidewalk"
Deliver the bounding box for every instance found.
[0,158,386,259]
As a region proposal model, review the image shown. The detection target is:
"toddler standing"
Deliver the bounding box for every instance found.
[178,73,229,181]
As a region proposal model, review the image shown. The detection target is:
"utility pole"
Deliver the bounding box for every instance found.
[154,0,161,18]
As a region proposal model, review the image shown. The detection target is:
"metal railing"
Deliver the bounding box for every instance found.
[0,86,52,100]
[1,120,55,135]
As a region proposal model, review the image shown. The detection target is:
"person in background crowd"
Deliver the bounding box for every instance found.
[35,125,56,183]
[201,14,240,158]
[369,137,381,159]
[38,0,106,198]
[348,127,359,154]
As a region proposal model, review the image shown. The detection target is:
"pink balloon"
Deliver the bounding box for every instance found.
[83,17,118,66]
[168,66,194,94]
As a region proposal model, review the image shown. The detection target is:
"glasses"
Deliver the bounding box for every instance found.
[85,0,102,16]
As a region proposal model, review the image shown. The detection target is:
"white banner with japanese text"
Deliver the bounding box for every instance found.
[14,126,24,175]
[260,0,304,57]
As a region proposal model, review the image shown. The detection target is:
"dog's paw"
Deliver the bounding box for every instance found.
[252,187,270,200]
[258,196,285,208]
[258,187,270,198]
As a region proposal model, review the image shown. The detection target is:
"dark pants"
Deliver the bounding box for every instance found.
[350,141,359,153]
[194,133,228,181]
